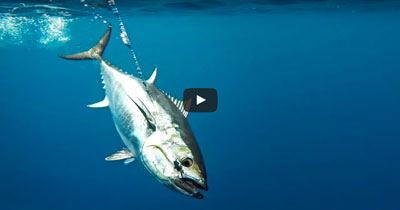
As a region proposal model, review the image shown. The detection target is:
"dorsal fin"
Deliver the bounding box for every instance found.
[161,90,188,118]
[147,67,157,84]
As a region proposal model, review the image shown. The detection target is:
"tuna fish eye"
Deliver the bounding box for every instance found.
[181,158,193,167]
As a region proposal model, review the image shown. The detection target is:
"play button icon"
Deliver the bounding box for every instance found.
[184,88,217,112]
[196,95,206,105]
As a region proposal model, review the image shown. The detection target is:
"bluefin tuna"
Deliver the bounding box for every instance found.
[60,25,208,199]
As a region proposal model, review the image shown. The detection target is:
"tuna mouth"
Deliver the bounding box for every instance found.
[173,177,207,199]
[185,177,208,191]
[182,177,208,191]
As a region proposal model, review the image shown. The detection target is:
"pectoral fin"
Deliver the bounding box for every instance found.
[127,95,156,131]
[105,148,135,162]
[87,96,109,108]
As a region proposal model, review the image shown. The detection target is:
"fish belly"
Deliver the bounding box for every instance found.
[101,64,150,155]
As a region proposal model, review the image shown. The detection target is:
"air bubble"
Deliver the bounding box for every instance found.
[0,14,71,46]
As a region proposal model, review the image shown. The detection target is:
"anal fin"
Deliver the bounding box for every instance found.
[88,96,109,108]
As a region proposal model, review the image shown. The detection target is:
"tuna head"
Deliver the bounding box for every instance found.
[141,128,207,199]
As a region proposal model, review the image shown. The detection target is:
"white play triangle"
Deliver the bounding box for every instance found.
[196,95,206,105]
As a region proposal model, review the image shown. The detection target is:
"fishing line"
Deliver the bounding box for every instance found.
[107,0,148,89]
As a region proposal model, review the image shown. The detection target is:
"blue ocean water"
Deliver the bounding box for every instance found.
[1,1,400,209]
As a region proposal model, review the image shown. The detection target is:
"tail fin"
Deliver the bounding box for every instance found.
[60,24,112,60]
